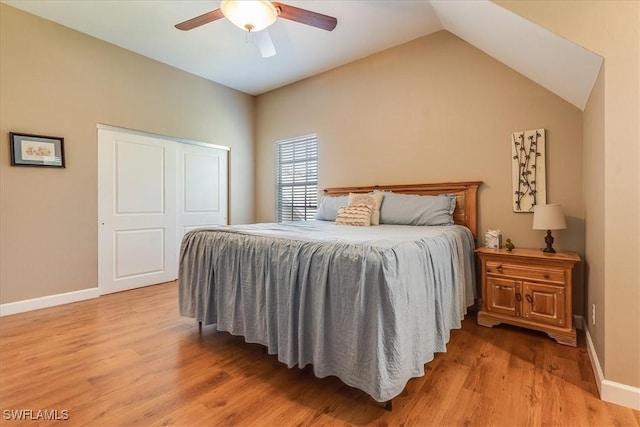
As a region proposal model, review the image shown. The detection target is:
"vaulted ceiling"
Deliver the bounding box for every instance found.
[2,0,602,109]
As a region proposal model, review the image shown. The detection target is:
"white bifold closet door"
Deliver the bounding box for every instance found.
[176,142,228,255]
[98,127,228,295]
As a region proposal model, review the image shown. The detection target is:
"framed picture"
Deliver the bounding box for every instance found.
[10,132,65,168]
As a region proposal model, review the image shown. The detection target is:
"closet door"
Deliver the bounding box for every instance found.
[98,128,177,294]
[98,127,229,295]
[176,142,228,251]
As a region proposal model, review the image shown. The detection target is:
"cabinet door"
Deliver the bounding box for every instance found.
[522,282,566,327]
[486,277,521,318]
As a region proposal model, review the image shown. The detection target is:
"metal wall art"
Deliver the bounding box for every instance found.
[511,128,545,212]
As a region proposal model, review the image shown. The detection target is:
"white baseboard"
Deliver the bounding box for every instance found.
[584,320,605,396]
[0,287,100,317]
[584,322,640,411]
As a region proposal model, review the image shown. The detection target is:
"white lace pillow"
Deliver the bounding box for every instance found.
[335,205,372,226]
[348,192,383,225]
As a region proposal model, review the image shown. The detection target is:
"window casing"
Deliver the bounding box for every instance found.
[275,135,318,222]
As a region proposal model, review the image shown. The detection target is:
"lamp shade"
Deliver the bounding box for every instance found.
[532,204,567,230]
[221,0,278,32]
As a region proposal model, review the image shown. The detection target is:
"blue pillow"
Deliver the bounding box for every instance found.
[379,192,456,226]
[314,195,349,221]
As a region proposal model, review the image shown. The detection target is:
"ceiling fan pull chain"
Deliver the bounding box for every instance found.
[245,28,255,45]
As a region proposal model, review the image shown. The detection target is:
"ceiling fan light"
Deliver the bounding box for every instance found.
[220,0,278,32]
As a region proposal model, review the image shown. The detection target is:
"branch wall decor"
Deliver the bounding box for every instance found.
[511,128,546,212]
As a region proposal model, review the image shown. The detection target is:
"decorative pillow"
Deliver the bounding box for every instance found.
[335,205,372,226]
[348,192,383,225]
[379,192,456,226]
[314,195,349,221]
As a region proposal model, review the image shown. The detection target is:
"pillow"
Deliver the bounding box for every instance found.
[348,192,383,225]
[379,192,456,226]
[314,195,349,221]
[335,205,372,226]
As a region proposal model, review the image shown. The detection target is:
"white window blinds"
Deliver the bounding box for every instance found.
[275,135,318,222]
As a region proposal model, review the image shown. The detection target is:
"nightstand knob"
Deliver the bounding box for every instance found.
[544,273,550,279]
[496,265,503,272]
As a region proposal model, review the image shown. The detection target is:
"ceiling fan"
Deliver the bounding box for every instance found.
[175,0,337,58]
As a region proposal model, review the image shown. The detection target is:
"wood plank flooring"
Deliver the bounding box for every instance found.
[1,281,638,426]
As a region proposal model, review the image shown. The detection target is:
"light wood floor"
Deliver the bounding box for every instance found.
[1,281,638,427]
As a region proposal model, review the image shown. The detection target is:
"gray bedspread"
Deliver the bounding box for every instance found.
[178,220,476,402]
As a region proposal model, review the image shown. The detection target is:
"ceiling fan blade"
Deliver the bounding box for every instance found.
[175,9,224,31]
[255,29,277,58]
[273,2,337,31]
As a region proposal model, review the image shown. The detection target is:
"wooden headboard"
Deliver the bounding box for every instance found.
[323,181,482,243]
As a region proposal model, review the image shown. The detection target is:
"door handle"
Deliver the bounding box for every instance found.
[526,294,533,304]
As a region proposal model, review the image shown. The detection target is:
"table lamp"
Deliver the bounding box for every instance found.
[532,204,567,253]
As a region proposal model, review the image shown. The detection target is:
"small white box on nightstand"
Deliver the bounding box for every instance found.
[484,229,502,249]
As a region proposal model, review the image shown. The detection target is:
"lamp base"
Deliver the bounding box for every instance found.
[543,230,556,253]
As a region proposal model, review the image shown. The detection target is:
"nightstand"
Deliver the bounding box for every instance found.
[475,247,581,346]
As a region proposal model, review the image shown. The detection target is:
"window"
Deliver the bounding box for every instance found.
[275,135,318,222]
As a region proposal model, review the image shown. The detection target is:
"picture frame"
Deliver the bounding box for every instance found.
[10,132,65,168]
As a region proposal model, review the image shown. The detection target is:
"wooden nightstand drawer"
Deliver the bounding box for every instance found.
[486,261,565,283]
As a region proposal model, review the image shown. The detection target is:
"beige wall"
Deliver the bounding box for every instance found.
[496,0,640,391]
[256,30,584,307]
[0,4,255,304]
[583,68,606,369]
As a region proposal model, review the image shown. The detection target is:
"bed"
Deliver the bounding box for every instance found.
[178,181,481,405]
